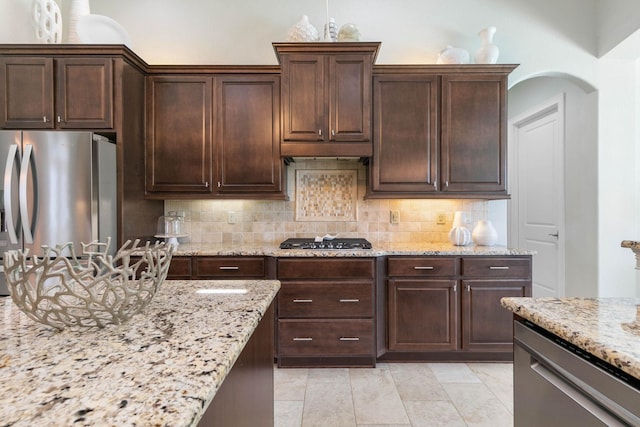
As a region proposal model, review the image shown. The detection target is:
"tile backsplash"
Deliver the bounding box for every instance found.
[165,158,489,246]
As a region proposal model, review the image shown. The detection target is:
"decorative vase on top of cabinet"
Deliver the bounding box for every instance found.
[273,42,380,157]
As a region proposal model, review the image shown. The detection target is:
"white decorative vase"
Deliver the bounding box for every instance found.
[472,220,498,246]
[32,0,62,44]
[286,15,319,42]
[437,46,470,64]
[67,0,91,43]
[448,211,471,246]
[474,26,499,64]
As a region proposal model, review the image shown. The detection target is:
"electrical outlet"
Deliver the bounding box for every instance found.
[390,210,400,224]
[227,211,238,224]
[436,212,446,224]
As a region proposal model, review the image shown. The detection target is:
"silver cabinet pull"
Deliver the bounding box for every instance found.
[339,299,359,303]
[339,337,360,341]
[318,129,322,136]
[453,284,457,292]
[293,337,313,341]
[42,116,48,123]
[414,266,435,270]
[489,266,510,270]
[331,129,335,137]
[219,266,240,270]
[57,115,63,123]
[205,181,209,188]
[293,299,313,303]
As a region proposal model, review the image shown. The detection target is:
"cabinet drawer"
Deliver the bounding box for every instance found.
[193,257,265,278]
[278,319,374,356]
[387,257,457,277]
[461,257,531,278]
[277,258,375,279]
[278,282,373,318]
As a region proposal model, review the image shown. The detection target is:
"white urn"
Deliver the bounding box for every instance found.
[472,219,498,246]
[475,26,499,64]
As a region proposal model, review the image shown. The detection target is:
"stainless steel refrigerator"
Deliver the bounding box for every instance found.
[0,131,116,296]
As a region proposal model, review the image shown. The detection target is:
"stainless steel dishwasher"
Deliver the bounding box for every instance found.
[514,320,640,426]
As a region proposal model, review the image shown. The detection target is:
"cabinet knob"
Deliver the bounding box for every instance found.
[331,129,335,137]
[57,115,63,123]
[318,129,322,136]
[42,116,48,123]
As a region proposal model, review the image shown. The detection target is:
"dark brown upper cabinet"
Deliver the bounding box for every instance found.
[145,73,286,199]
[367,65,517,199]
[0,56,113,129]
[273,42,380,157]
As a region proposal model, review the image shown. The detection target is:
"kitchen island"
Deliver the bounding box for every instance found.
[501,297,640,425]
[0,279,280,427]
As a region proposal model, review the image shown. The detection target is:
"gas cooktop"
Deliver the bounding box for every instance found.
[279,237,372,250]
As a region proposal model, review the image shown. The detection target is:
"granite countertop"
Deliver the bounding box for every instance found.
[0,279,280,427]
[169,242,535,257]
[501,297,640,380]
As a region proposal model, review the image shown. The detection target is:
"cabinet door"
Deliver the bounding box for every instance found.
[0,57,54,128]
[441,74,507,194]
[461,279,529,352]
[146,76,213,193]
[328,54,372,142]
[388,279,459,351]
[56,58,113,129]
[215,75,284,195]
[370,75,438,193]
[280,54,324,142]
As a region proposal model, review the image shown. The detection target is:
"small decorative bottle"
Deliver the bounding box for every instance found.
[472,220,498,246]
[474,26,499,64]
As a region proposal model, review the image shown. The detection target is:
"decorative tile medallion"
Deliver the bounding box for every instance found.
[295,170,357,221]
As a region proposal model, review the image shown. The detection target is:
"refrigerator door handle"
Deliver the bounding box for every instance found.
[4,144,19,244]
[19,143,33,244]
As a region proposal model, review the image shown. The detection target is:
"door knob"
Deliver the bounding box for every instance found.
[549,232,559,238]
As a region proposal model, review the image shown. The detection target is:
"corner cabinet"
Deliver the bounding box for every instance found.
[273,42,380,157]
[145,72,286,199]
[367,65,517,199]
[0,56,113,129]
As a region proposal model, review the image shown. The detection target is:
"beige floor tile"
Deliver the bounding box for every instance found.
[302,368,356,427]
[274,367,308,401]
[349,365,410,425]
[467,363,514,414]
[274,400,304,427]
[428,362,482,384]
[442,383,513,427]
[388,363,449,401]
[404,400,467,427]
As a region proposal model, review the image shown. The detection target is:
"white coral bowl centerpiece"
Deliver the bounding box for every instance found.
[3,239,173,330]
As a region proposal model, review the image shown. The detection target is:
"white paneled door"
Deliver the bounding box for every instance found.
[509,95,565,297]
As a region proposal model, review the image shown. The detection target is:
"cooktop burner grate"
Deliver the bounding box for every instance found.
[279,238,372,250]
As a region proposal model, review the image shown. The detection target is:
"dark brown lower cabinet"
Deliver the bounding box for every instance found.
[276,257,377,367]
[198,303,274,427]
[383,255,531,361]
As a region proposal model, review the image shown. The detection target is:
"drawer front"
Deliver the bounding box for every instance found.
[277,258,375,279]
[278,282,373,318]
[193,257,265,278]
[461,257,531,278]
[387,257,457,277]
[278,319,374,356]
